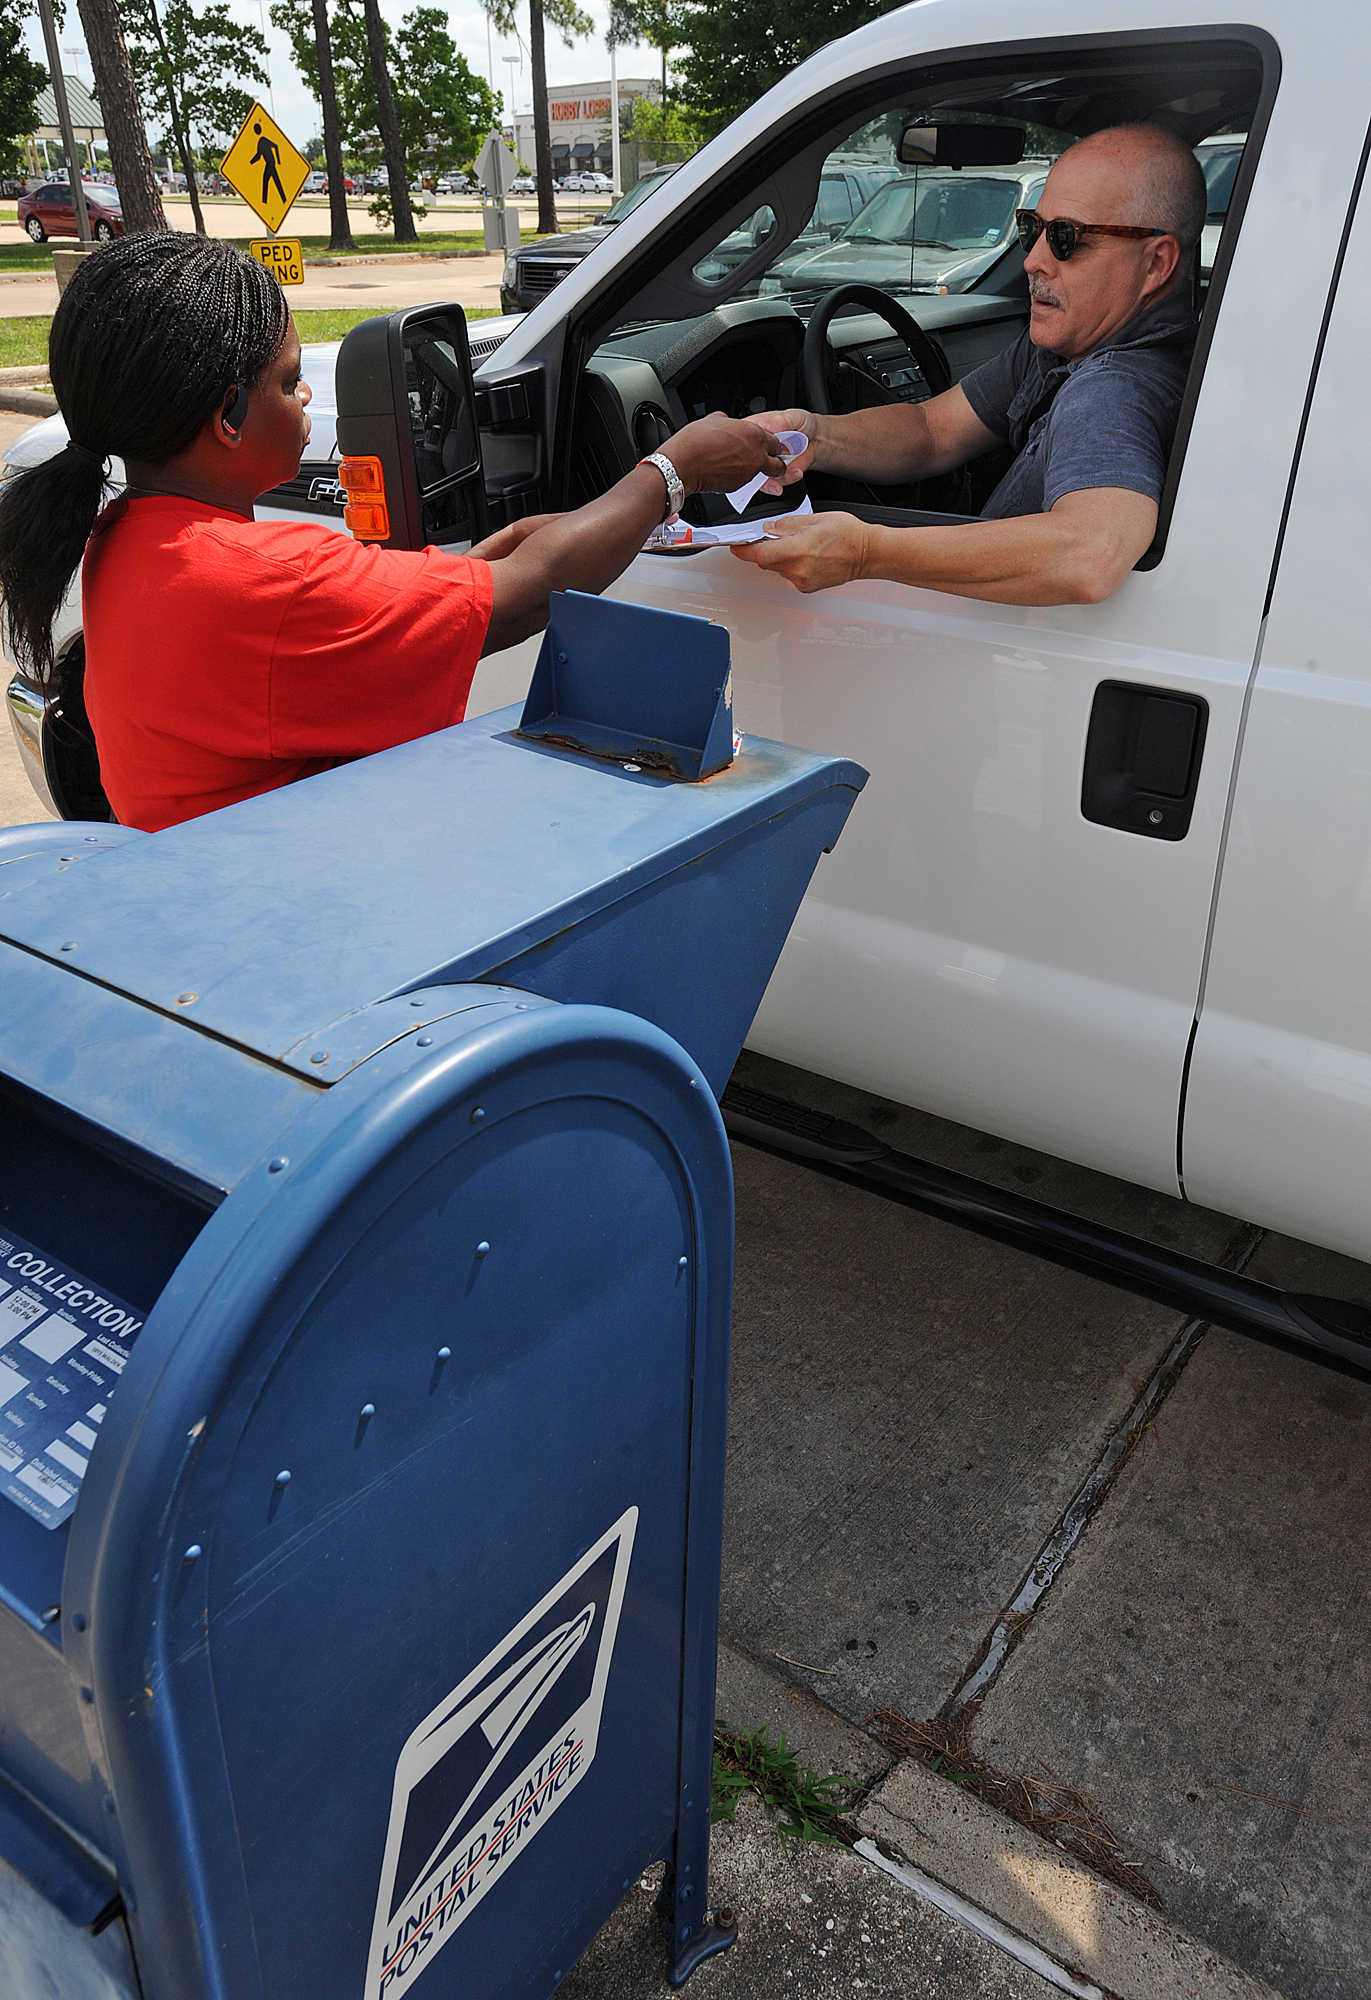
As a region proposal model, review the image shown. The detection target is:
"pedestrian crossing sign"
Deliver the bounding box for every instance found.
[221,102,310,234]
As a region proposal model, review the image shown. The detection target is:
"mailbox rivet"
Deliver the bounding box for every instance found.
[436,1346,452,1362]
[40,1605,60,1626]
[417,1035,433,1047]
[679,1256,689,1268]
[70,1611,87,1631]
[470,1106,485,1124]
[476,1241,491,1257]
[410,997,426,1007]
[623,763,641,773]
[274,1470,291,1487]
[182,1546,202,1564]
[1149,808,1164,825]
[514,1003,529,1011]
[175,992,197,1006]
[60,940,77,952]
[268,1157,289,1173]
[360,1403,375,1421]
[310,1052,329,1065]
[80,1686,94,1704]
[557,652,568,664]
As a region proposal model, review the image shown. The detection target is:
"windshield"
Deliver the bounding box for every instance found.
[605,174,672,224]
[845,176,1019,250]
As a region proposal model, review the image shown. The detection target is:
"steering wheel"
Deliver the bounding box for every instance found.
[802,283,953,415]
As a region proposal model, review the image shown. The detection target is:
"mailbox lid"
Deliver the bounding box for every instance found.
[0,711,865,1076]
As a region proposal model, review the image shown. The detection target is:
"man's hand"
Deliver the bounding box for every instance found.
[732,511,871,591]
[666,412,788,496]
[751,410,816,493]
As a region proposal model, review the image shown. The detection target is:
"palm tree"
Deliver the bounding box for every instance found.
[483,0,591,237]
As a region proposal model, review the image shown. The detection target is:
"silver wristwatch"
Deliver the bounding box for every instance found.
[639,450,685,520]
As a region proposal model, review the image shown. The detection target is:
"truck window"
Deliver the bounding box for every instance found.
[575,32,1275,562]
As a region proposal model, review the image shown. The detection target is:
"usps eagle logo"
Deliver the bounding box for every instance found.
[366,1508,637,1998]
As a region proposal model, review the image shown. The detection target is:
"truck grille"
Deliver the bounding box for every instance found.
[521,259,577,296]
[258,462,346,516]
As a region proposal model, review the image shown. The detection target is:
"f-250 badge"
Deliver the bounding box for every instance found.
[366,1508,637,1997]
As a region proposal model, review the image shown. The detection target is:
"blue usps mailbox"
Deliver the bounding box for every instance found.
[0,602,865,2000]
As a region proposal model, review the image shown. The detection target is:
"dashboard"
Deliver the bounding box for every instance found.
[572,292,1028,524]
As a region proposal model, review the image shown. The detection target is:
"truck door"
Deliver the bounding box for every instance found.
[595,112,1359,1199]
[1182,142,1371,1258]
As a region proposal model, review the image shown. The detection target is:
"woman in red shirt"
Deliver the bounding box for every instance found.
[0,233,782,831]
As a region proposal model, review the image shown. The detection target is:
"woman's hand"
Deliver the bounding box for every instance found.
[469,512,563,560]
[663,413,788,497]
[731,510,871,592]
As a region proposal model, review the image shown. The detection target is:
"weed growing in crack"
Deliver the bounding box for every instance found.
[712,1724,851,1851]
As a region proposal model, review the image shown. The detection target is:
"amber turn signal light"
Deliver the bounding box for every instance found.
[338,455,390,541]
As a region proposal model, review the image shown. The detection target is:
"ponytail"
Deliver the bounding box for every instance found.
[0,233,288,693]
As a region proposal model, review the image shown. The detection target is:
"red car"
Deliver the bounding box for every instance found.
[18,179,125,244]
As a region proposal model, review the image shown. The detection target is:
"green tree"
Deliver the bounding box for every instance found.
[126,0,269,232]
[609,0,684,105]
[269,0,356,250]
[483,0,592,236]
[274,3,496,235]
[676,0,884,133]
[628,96,705,165]
[0,17,47,182]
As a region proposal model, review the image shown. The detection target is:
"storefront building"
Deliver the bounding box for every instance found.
[509,78,658,179]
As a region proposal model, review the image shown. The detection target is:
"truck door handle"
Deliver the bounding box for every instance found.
[1081,680,1208,840]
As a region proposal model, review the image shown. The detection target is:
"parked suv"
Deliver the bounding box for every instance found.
[500,166,679,312]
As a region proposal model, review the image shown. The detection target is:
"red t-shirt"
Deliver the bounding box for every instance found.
[82,496,493,831]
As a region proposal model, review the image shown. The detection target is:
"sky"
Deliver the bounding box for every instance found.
[22,0,660,152]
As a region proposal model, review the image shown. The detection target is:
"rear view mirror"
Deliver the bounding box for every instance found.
[335,305,488,551]
[899,124,1026,169]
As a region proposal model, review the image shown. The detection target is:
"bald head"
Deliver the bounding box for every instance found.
[1060,124,1209,262]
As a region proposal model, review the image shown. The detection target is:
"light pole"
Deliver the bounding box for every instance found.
[36,0,92,244]
[609,41,620,196]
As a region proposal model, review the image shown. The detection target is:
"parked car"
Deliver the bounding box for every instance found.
[511,173,537,194]
[322,173,356,194]
[303,170,327,193]
[755,160,1052,298]
[692,155,907,284]
[500,164,680,312]
[14,2,1371,1283]
[18,179,125,243]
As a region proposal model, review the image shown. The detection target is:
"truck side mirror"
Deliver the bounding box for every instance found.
[334,304,488,552]
[898,123,1026,168]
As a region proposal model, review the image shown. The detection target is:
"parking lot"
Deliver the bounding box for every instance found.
[0,440,1364,1996]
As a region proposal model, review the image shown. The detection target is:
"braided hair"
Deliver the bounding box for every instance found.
[0,233,289,692]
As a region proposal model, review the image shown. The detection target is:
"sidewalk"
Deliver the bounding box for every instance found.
[0,251,511,320]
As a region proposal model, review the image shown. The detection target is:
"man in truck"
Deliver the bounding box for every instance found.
[740,123,1207,608]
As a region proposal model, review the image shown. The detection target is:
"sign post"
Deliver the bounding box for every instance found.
[476,128,519,255]
[221,100,310,287]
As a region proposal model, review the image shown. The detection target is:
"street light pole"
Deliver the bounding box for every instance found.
[610,42,621,196]
[36,0,92,246]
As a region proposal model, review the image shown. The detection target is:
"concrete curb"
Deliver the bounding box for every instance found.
[0,388,55,417]
[0,366,50,385]
[855,1759,1282,2000]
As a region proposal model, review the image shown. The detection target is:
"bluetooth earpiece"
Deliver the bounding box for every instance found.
[221,384,249,438]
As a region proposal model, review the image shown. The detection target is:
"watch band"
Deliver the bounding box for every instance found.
[639,450,685,521]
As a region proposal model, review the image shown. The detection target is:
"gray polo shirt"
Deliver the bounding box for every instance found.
[960,292,1198,520]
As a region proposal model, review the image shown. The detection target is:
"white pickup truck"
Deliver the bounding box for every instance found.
[7,0,1370,1285]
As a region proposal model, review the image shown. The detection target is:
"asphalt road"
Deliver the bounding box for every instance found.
[0,414,1367,1994]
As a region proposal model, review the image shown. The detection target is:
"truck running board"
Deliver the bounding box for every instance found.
[719,1082,1371,1380]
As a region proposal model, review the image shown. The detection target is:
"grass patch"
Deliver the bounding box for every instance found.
[712,1724,851,1851]
[0,304,498,373]
[0,229,541,274]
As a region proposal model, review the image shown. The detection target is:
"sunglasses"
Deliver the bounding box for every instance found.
[1015,209,1166,260]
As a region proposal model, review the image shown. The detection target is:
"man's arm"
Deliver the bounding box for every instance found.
[480,413,785,652]
[732,487,1159,607]
[757,385,1005,491]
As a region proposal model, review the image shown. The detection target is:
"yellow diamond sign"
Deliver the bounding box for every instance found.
[221,102,310,234]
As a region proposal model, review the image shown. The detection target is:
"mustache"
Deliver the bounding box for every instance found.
[1028,277,1064,307]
